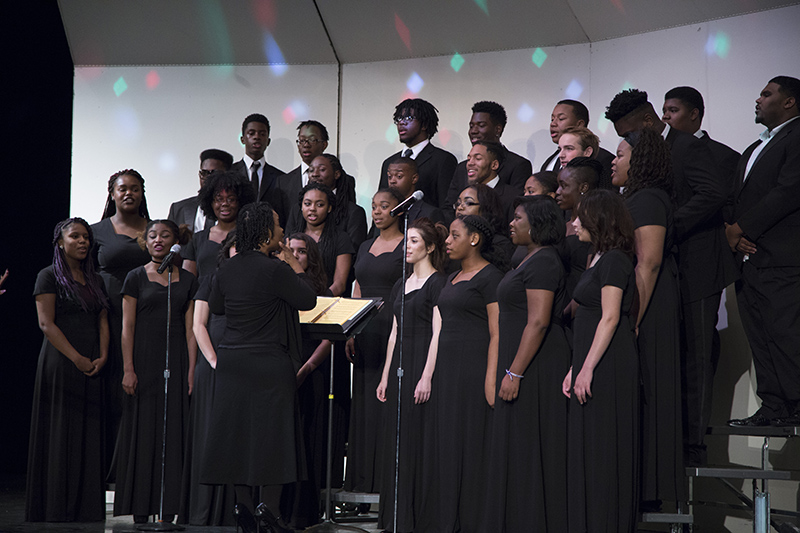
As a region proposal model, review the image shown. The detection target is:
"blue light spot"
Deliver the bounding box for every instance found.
[566,80,584,99]
[263,32,288,76]
[517,103,534,123]
[112,106,140,140]
[406,72,424,94]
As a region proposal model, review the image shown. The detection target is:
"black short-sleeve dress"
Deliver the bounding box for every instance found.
[26,266,106,522]
[626,188,684,503]
[113,266,198,517]
[182,228,222,281]
[345,237,404,493]
[430,264,503,531]
[567,249,639,533]
[377,272,447,531]
[483,246,571,532]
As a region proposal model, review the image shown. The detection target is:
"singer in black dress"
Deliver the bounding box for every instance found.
[483,197,570,532]
[566,191,639,533]
[345,189,405,493]
[91,169,151,478]
[376,218,448,532]
[114,220,198,522]
[27,218,109,522]
[431,215,504,532]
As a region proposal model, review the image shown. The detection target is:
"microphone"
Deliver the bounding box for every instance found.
[157,244,182,274]
[390,190,424,217]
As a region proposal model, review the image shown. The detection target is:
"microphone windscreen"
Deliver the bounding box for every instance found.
[412,190,424,201]
[169,244,182,253]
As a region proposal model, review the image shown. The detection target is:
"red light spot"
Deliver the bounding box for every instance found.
[252,0,276,30]
[610,0,625,14]
[394,13,412,52]
[77,67,103,81]
[400,90,416,102]
[282,106,296,125]
[146,70,160,89]
[438,128,451,146]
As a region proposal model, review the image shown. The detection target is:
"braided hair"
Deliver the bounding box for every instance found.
[300,182,338,283]
[236,202,275,252]
[321,154,356,226]
[102,169,150,220]
[460,214,509,272]
[51,218,108,312]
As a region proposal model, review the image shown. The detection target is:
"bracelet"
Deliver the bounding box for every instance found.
[505,369,524,381]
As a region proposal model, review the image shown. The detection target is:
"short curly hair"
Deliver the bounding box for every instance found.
[471,101,507,129]
[198,170,257,221]
[605,89,650,123]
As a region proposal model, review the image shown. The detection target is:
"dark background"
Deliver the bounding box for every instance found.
[1,0,73,485]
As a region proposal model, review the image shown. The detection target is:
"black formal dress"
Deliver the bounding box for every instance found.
[182,227,222,281]
[345,238,404,493]
[483,247,570,532]
[377,272,447,532]
[627,188,684,502]
[178,276,234,526]
[201,251,316,486]
[113,266,198,517]
[567,250,639,533]
[430,264,503,532]
[26,267,106,522]
[91,217,151,479]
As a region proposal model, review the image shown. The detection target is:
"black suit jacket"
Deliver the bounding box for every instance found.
[378,142,458,210]
[232,159,289,226]
[732,117,800,268]
[539,147,615,189]
[167,195,214,231]
[540,148,560,172]
[664,127,732,301]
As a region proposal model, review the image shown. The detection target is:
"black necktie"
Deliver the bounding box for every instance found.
[251,162,261,195]
[403,148,413,158]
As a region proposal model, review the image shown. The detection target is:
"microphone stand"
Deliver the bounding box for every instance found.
[139,260,184,531]
[391,212,409,533]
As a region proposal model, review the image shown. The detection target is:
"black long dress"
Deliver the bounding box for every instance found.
[567,249,639,533]
[26,266,106,522]
[626,188,684,503]
[430,264,503,533]
[91,217,150,479]
[483,247,570,532]
[113,266,198,517]
[178,275,234,526]
[345,237,404,493]
[182,227,222,281]
[201,251,316,486]
[377,272,447,532]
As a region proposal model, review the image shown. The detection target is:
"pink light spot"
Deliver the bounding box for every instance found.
[252,0,276,30]
[282,105,296,125]
[395,13,412,52]
[438,128,452,146]
[610,0,625,15]
[145,70,160,89]
[76,67,103,81]
[400,90,416,102]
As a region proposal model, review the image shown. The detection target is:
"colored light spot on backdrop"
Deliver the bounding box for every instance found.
[438,128,452,146]
[705,32,730,58]
[407,72,424,94]
[566,80,583,99]
[283,100,308,124]
[395,14,412,51]
[112,107,140,140]
[620,81,634,92]
[610,0,625,15]
[146,70,160,90]
[252,0,276,30]
[596,116,611,135]
[199,0,235,69]
[113,77,128,96]
[473,0,489,15]
[264,33,288,76]
[451,53,465,72]
[282,106,296,125]
[532,48,547,68]
[385,123,399,144]
[517,103,534,123]
[158,152,178,173]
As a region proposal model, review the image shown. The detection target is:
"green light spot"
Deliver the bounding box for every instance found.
[715,33,730,58]
[113,77,128,97]
[385,123,398,144]
[620,81,634,92]
[473,0,489,15]
[450,53,465,72]
[532,48,547,68]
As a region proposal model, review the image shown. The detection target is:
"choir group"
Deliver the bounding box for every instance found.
[25,74,800,533]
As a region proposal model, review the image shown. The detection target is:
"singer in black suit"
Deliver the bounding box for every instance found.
[726,76,800,427]
[661,86,740,464]
[168,149,233,233]
[378,98,457,210]
[231,113,288,226]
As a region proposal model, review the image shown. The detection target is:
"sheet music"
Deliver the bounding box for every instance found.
[298,297,375,325]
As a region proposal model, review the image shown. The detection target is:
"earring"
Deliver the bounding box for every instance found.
[470,242,478,247]
[266,237,270,245]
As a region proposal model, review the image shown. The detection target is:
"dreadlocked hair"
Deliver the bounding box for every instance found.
[236,202,275,252]
[622,128,674,201]
[604,89,650,123]
[575,190,636,261]
[394,98,439,138]
[52,218,108,312]
[408,217,449,273]
[300,183,338,283]
[321,154,356,227]
[102,169,150,220]
[459,214,510,272]
[288,233,328,296]
[217,228,237,267]
[198,170,257,221]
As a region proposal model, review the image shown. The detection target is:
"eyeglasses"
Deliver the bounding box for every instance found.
[393,115,417,125]
[296,138,322,147]
[199,169,220,178]
[453,199,480,210]
[213,194,238,204]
